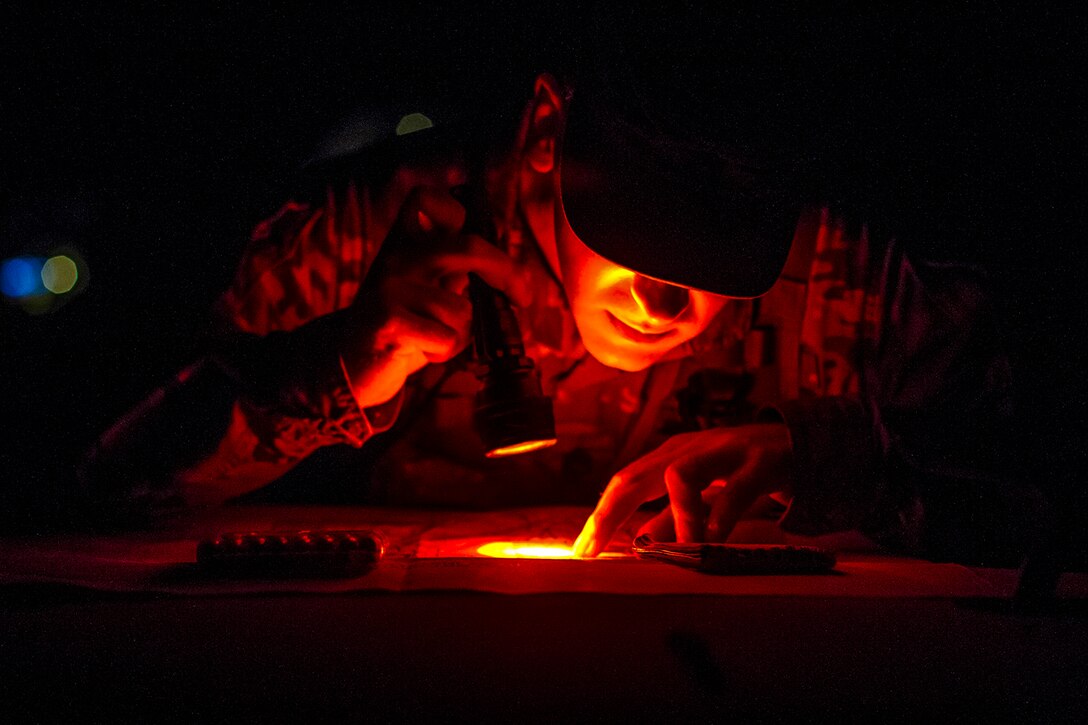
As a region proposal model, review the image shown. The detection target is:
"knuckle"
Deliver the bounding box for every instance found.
[417,187,466,229]
[374,317,404,351]
[439,271,470,296]
[663,462,685,488]
[666,457,697,484]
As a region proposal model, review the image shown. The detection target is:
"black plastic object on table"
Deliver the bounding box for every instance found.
[631,535,836,575]
[196,529,384,578]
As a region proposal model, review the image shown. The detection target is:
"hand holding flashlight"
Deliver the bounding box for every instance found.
[338,186,531,411]
[454,181,556,457]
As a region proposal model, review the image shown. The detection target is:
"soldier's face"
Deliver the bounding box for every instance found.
[552,192,729,371]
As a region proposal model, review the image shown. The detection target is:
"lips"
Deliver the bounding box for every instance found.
[605,311,676,344]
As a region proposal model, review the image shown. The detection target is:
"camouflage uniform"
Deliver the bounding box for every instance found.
[83,157,1027,562]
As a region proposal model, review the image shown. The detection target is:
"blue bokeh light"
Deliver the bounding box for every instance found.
[1,257,47,298]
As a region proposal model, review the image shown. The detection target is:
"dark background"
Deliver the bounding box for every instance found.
[1,4,1083,533]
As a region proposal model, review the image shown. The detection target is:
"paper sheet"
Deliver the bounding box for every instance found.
[0,505,1051,599]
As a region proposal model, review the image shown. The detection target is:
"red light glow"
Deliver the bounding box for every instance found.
[476,541,575,559]
[485,438,558,458]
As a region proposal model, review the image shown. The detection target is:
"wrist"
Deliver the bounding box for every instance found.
[338,350,404,425]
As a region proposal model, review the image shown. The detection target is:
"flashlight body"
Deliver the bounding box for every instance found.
[458,182,556,457]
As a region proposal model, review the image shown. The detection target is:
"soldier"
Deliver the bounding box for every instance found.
[83,17,1033,565]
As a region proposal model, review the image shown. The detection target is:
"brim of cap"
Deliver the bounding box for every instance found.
[559,95,800,298]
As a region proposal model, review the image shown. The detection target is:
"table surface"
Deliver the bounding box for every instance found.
[3,506,1086,720]
[2,504,1070,597]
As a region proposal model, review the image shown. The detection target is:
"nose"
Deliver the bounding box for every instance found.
[630,275,690,324]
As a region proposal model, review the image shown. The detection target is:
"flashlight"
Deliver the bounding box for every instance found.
[457,182,557,458]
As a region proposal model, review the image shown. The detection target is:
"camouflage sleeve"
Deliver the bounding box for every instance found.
[79,185,403,519]
[766,243,1037,563]
[762,396,890,536]
[78,317,404,523]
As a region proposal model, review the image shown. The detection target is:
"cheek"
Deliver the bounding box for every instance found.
[556,221,603,308]
[572,258,620,310]
[693,294,729,325]
[676,294,729,340]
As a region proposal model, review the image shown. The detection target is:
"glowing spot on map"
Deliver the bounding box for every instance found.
[477,541,575,559]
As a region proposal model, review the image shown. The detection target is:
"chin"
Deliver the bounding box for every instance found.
[583,337,658,372]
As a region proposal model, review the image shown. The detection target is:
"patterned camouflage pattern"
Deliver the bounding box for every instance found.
[84,160,1020,559]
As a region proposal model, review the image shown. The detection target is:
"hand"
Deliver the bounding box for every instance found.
[339,186,530,409]
[572,423,794,557]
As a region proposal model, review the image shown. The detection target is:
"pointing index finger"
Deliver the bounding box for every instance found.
[573,474,649,558]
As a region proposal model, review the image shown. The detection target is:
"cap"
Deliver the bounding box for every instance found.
[557,21,811,298]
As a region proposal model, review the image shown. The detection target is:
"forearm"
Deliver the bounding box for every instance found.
[193,310,406,501]
[79,359,253,523]
[766,251,1030,561]
[80,312,401,521]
